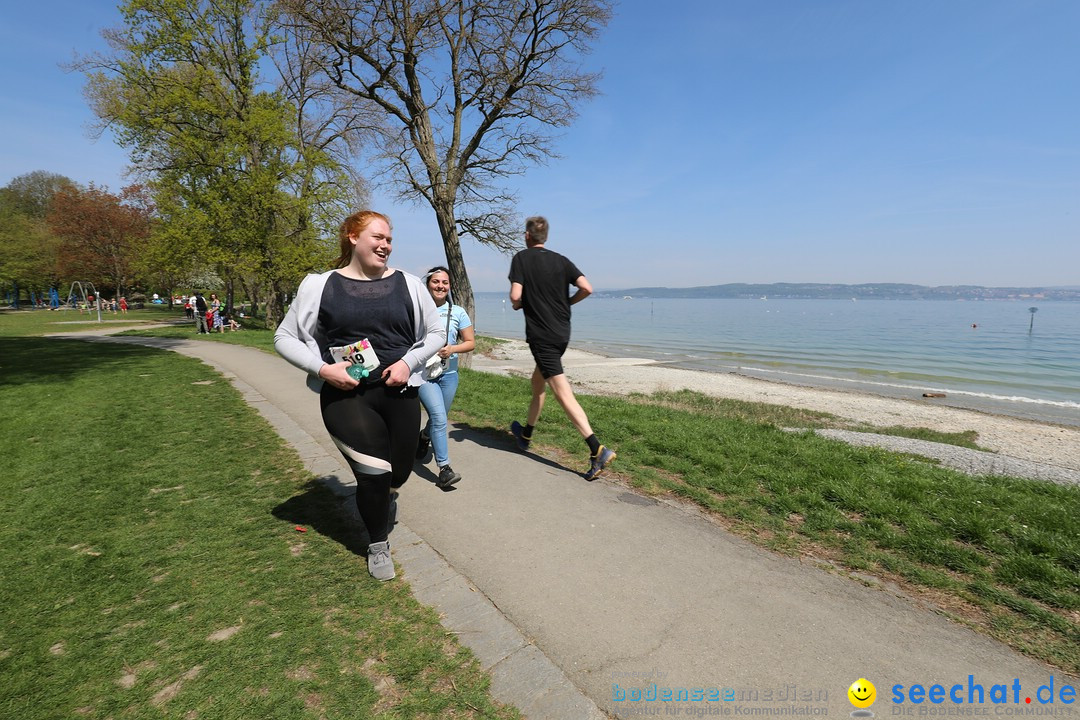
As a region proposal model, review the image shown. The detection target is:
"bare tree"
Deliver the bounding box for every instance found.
[278,0,612,318]
[268,12,380,231]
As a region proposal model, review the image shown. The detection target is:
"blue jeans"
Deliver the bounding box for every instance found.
[418,371,460,467]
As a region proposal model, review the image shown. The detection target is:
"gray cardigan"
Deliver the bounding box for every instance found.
[274,268,446,391]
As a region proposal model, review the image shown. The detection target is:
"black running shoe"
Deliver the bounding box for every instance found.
[510,421,531,451]
[584,446,616,482]
[436,465,462,488]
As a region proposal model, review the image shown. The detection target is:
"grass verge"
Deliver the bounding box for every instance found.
[635,388,988,449]
[451,368,1080,673]
[0,334,519,720]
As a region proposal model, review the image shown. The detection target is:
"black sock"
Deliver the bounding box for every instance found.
[523,424,534,439]
[355,471,393,543]
[586,434,601,456]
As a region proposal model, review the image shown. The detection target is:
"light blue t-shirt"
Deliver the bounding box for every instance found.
[437,303,473,374]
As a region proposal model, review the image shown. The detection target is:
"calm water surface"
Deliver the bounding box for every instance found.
[473,295,1080,427]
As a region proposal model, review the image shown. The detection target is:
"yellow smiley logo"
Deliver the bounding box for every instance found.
[848,678,876,709]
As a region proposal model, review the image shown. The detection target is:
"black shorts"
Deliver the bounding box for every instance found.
[529,341,568,379]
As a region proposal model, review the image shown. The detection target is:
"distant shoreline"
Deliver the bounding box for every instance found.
[614,282,1080,301]
[476,287,1080,301]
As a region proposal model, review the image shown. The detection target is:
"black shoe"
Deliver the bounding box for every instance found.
[436,465,461,488]
[415,432,430,460]
[510,421,531,451]
[584,446,616,482]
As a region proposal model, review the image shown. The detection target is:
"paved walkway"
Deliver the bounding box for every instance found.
[49,327,1077,719]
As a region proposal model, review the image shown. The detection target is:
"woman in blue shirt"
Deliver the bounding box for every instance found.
[417,266,475,488]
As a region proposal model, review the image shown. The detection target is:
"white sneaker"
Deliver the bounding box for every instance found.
[367,541,395,581]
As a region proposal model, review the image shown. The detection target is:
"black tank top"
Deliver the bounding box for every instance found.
[315,271,416,377]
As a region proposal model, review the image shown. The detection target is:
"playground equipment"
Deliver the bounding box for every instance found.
[4,286,75,310]
[65,281,103,322]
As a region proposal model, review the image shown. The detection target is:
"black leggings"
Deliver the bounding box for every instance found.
[320,382,420,543]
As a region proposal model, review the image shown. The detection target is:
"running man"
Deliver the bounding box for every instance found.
[508,215,616,481]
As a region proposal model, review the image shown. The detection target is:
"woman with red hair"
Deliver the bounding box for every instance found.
[275,211,445,580]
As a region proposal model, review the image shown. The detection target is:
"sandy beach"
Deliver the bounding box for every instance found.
[472,338,1080,474]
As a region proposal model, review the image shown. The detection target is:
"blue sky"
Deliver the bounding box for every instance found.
[2,1,1078,291]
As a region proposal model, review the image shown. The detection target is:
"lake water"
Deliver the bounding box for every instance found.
[472,294,1080,427]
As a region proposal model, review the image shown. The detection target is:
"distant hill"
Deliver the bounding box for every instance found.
[609,283,1080,301]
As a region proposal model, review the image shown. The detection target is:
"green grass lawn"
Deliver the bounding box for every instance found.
[0,326,519,718]
[0,305,179,336]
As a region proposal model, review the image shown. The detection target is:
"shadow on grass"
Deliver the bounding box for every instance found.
[272,479,370,556]
[0,337,167,387]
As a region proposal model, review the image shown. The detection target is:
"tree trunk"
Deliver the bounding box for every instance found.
[266,278,285,329]
[240,277,259,319]
[432,199,475,368]
[224,276,235,316]
[431,200,474,319]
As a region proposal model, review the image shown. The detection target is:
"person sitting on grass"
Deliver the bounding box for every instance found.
[222,313,241,331]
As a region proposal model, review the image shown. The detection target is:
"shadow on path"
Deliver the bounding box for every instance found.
[450,422,575,476]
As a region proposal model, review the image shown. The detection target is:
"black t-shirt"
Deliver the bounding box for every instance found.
[315,271,415,377]
[508,247,583,345]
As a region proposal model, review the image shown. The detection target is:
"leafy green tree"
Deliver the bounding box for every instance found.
[75,0,357,326]
[0,172,75,305]
[0,212,61,306]
[1,171,77,219]
[278,0,612,319]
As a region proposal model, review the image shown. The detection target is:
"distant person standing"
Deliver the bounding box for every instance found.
[507,215,616,481]
[119,296,128,314]
[209,293,224,332]
[194,291,209,334]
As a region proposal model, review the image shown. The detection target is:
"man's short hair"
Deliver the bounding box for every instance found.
[525,216,549,244]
